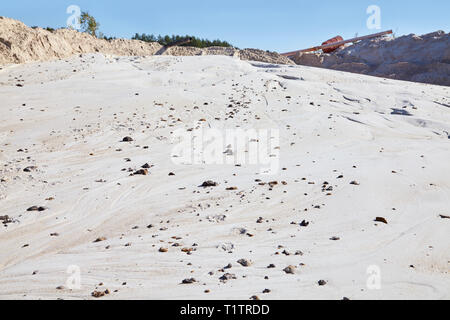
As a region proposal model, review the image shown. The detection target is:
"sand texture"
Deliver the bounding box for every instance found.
[0,54,449,300]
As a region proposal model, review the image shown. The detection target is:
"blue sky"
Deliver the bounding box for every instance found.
[2,0,449,52]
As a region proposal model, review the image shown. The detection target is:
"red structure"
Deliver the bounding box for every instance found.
[321,36,344,53]
[281,30,393,57]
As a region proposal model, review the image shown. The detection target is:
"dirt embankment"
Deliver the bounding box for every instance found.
[292,31,450,86]
[0,17,293,66]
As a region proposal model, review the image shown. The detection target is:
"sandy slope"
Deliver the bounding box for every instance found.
[0,54,449,300]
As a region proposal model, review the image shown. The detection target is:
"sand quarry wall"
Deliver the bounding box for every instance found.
[292,31,450,86]
[0,17,293,66]
[1,17,448,86]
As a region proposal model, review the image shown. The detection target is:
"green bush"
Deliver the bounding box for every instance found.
[132,33,233,48]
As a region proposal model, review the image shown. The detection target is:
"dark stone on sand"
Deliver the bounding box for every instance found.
[219,273,237,282]
[375,217,388,224]
[200,180,218,187]
[133,169,149,176]
[283,265,296,274]
[181,278,197,284]
[299,220,309,227]
[318,280,327,286]
[27,206,47,212]
[237,259,252,267]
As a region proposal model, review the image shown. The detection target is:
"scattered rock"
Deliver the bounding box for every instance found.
[318,280,327,286]
[219,242,235,252]
[299,220,310,227]
[375,217,388,224]
[207,214,227,223]
[200,180,218,187]
[91,290,110,298]
[268,181,278,187]
[181,278,197,284]
[27,206,47,212]
[237,259,253,267]
[122,136,133,142]
[94,237,107,243]
[133,169,149,176]
[283,265,296,274]
[219,273,237,282]
[0,215,11,224]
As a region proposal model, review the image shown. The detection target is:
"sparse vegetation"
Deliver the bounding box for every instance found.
[79,12,100,37]
[132,33,233,48]
[98,32,116,41]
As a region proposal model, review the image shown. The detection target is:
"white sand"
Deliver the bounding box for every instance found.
[0,54,449,300]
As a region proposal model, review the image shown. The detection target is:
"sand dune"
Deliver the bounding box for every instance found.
[0,54,449,300]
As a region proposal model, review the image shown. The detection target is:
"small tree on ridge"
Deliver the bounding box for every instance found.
[79,12,100,37]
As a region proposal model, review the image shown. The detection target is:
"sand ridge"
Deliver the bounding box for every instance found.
[0,17,294,66]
